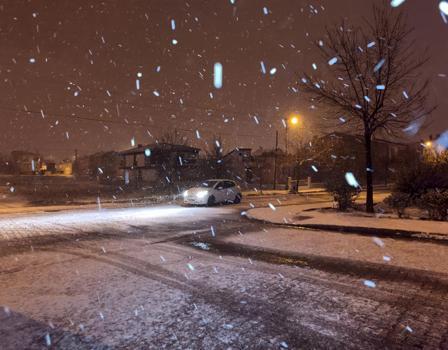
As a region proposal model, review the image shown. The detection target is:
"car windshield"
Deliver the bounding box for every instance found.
[198,180,219,188]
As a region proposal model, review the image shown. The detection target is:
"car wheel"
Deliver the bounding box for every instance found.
[233,193,242,204]
[207,195,216,206]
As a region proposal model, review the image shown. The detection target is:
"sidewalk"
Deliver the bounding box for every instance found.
[246,200,448,239]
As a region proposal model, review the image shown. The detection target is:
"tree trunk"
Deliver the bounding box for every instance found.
[364,134,374,213]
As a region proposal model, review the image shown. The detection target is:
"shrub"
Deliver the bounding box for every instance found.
[393,161,448,201]
[418,190,448,221]
[384,192,410,218]
[324,177,359,211]
[387,160,448,220]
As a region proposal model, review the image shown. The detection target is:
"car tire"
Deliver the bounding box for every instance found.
[234,193,242,204]
[207,195,216,206]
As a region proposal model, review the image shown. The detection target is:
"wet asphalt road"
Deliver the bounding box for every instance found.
[1,195,448,349]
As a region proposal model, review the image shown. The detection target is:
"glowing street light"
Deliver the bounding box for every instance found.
[289,115,300,126]
[285,114,302,154]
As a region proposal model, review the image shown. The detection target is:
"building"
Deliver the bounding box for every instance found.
[119,143,200,186]
[10,151,42,174]
[251,148,294,189]
[56,160,73,176]
[316,132,414,185]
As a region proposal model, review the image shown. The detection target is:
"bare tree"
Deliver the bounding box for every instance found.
[159,130,188,145]
[300,2,434,212]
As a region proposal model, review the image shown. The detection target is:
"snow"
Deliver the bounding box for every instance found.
[0,205,230,241]
[223,224,448,274]
[246,203,448,236]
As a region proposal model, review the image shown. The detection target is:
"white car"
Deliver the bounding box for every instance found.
[182,179,242,206]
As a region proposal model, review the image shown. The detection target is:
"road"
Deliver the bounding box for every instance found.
[0,194,448,349]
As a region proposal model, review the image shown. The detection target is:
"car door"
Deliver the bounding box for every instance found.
[223,181,236,201]
[213,181,227,203]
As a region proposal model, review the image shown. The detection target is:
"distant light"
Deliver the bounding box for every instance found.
[29,58,36,63]
[137,72,143,78]
[269,67,277,75]
[263,7,269,15]
[172,39,178,45]
[213,62,223,89]
[171,19,176,31]
[144,148,151,157]
[425,141,433,148]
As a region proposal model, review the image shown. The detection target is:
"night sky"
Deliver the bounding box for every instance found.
[0,0,447,160]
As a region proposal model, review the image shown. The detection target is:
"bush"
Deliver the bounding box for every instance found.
[418,190,448,221]
[393,161,448,200]
[324,177,359,211]
[384,192,410,218]
[387,160,448,220]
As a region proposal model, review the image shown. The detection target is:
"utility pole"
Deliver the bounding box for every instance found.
[273,131,278,190]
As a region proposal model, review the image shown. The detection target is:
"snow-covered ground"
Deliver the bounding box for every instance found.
[223,226,448,274]
[246,203,448,235]
[0,205,232,241]
[1,203,447,348]
[2,230,447,349]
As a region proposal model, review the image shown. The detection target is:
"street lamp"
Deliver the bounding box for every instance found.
[282,114,303,193]
[285,114,301,154]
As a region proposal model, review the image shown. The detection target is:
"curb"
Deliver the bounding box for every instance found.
[244,212,448,244]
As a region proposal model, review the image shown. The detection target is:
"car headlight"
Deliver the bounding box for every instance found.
[183,190,189,197]
[196,190,209,198]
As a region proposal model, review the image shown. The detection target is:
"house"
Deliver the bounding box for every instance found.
[10,151,42,174]
[316,132,414,184]
[251,148,294,189]
[119,143,200,186]
[56,160,73,176]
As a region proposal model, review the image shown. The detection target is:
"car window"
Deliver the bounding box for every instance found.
[200,180,219,188]
[215,181,225,189]
[224,181,235,188]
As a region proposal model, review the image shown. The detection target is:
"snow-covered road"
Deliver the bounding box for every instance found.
[0,205,232,241]
[1,203,447,349]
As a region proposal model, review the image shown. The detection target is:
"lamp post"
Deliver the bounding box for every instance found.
[283,114,301,193]
[285,115,299,155]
